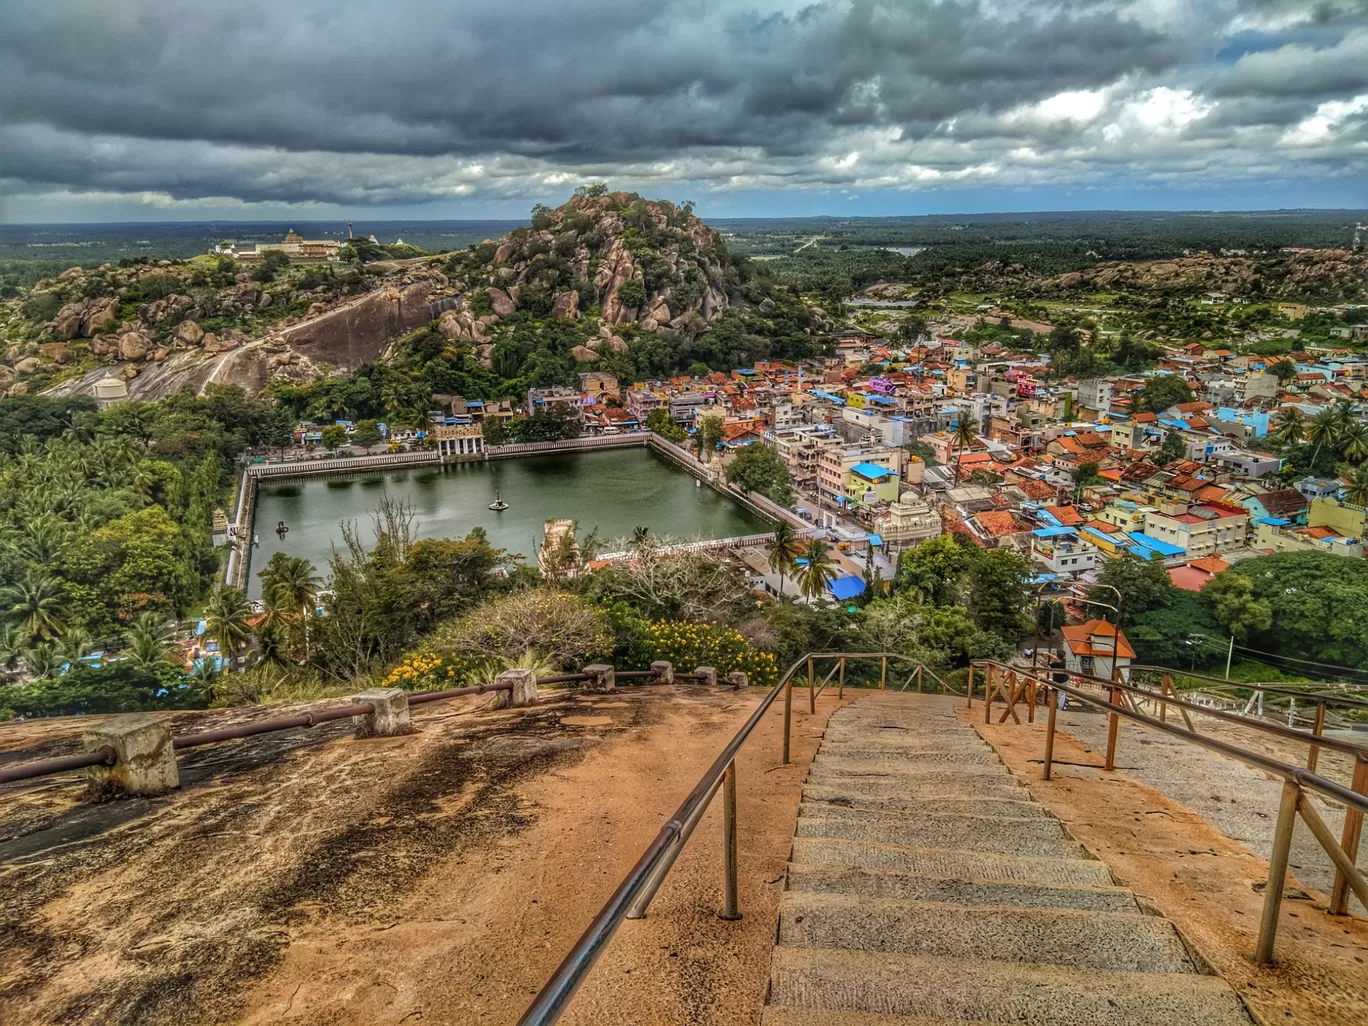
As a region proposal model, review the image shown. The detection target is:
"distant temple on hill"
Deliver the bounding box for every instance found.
[213,229,342,264]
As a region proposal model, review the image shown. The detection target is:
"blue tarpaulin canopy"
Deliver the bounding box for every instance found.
[827,575,866,600]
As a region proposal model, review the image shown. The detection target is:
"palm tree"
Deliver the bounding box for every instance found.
[1307,408,1344,468]
[796,539,839,603]
[259,556,321,618]
[1272,407,1306,448]
[950,412,978,483]
[1339,422,1368,465]
[1344,464,1368,508]
[766,520,801,598]
[630,525,652,553]
[24,643,62,680]
[0,623,25,675]
[55,627,94,667]
[205,586,254,664]
[125,613,177,670]
[1,571,67,642]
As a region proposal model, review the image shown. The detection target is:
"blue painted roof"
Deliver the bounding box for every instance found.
[1126,532,1185,557]
[1033,526,1078,538]
[827,575,866,600]
[867,533,884,546]
[850,462,895,480]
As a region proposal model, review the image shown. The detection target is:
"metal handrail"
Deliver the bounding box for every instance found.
[518,652,815,1026]
[972,658,1368,954]
[1130,664,1368,711]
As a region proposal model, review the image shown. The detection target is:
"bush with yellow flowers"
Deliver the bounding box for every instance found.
[381,651,474,691]
[642,619,778,688]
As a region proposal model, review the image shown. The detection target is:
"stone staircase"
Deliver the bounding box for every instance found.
[763,693,1252,1026]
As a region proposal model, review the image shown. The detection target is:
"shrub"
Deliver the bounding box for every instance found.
[641,619,778,687]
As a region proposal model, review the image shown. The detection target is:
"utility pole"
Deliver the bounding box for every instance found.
[1225,635,1234,679]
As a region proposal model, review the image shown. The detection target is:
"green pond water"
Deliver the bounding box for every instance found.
[247,447,768,596]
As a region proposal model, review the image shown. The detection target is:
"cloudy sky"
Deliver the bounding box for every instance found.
[2,0,1366,222]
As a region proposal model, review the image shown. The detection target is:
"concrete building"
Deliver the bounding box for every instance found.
[1030,526,1099,577]
[432,422,485,460]
[216,229,342,263]
[844,463,901,506]
[818,445,904,505]
[870,500,942,556]
[1142,502,1250,558]
[1060,619,1134,681]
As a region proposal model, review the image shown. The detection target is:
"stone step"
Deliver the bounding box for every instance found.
[814,750,1001,768]
[789,837,1115,889]
[800,788,1052,820]
[762,1010,989,1026]
[785,864,1142,913]
[804,769,1027,800]
[795,814,1085,858]
[799,805,1066,842]
[767,948,1250,1026]
[777,891,1195,973]
[811,760,1007,781]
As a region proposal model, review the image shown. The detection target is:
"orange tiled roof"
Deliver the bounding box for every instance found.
[1061,619,1136,660]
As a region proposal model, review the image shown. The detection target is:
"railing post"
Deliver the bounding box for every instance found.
[1026,679,1036,723]
[807,657,815,714]
[880,655,887,690]
[782,672,792,766]
[1330,755,1368,915]
[1256,779,1302,965]
[83,715,178,797]
[966,664,976,709]
[984,665,995,725]
[916,664,923,693]
[1307,701,1326,773]
[352,688,412,737]
[1104,685,1122,771]
[1043,690,1058,781]
[838,656,845,700]
[721,760,741,921]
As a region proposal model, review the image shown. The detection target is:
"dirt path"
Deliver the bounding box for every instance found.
[1,685,844,1025]
[970,705,1368,1026]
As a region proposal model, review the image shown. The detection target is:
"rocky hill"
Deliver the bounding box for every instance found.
[0,189,755,402]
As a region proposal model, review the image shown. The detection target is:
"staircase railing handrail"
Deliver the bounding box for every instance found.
[1129,663,1368,711]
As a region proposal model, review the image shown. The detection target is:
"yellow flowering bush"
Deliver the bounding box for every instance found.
[381,651,474,691]
[642,619,778,688]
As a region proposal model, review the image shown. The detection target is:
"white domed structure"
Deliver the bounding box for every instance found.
[93,374,129,408]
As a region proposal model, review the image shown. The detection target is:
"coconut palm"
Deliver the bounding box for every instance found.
[205,586,254,662]
[951,412,978,483]
[1272,407,1306,447]
[1338,422,1368,465]
[55,627,94,668]
[0,623,24,675]
[24,643,62,680]
[631,525,652,552]
[796,539,839,603]
[259,556,321,619]
[1307,408,1344,468]
[1,571,67,642]
[1344,464,1368,508]
[125,613,177,670]
[766,520,801,598]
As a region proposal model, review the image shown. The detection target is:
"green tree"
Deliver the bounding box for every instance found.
[205,586,253,662]
[1201,572,1273,641]
[1126,591,1223,667]
[725,443,794,505]
[125,613,178,670]
[796,539,839,603]
[1338,423,1368,464]
[1272,407,1305,447]
[964,549,1031,645]
[1307,408,1345,468]
[696,415,724,460]
[766,520,801,598]
[1343,464,1368,507]
[481,416,509,446]
[352,419,383,448]
[950,413,978,483]
[321,424,348,450]
[645,408,686,443]
[1091,550,1172,627]
[1,571,67,642]
[1157,431,1187,465]
[1136,374,1194,414]
[895,535,974,606]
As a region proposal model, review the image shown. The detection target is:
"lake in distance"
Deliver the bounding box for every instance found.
[247,447,768,595]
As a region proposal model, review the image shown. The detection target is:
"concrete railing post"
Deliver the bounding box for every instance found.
[651,660,675,684]
[352,688,412,737]
[493,669,540,708]
[726,671,747,690]
[583,664,616,693]
[83,714,179,797]
[694,666,718,687]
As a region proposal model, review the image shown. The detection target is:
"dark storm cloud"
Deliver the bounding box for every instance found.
[1,0,1366,213]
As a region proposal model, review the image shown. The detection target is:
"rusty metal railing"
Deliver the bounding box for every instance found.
[970,658,1368,962]
[0,665,707,790]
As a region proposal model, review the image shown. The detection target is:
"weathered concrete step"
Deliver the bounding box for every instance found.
[816,748,996,764]
[785,864,1141,913]
[762,1010,988,1026]
[790,837,1114,888]
[798,805,1064,841]
[778,891,1195,973]
[818,736,988,752]
[768,948,1250,1025]
[795,814,1085,858]
[816,742,991,758]
[800,788,1051,819]
[813,754,1005,773]
[805,769,1026,799]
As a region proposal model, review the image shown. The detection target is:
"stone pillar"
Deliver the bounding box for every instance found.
[583,664,616,693]
[650,660,674,685]
[726,671,748,690]
[83,714,179,797]
[695,666,718,687]
[493,668,539,709]
[352,688,412,738]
